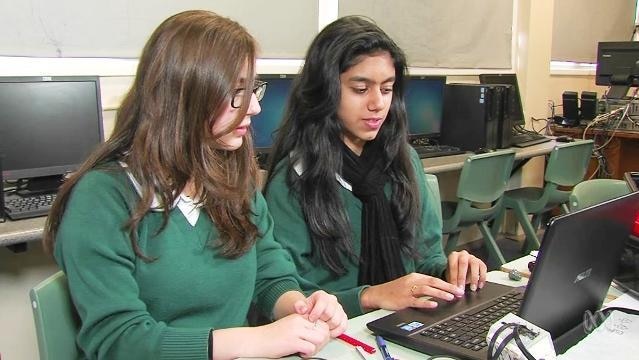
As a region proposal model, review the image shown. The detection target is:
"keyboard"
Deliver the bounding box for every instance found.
[418,290,523,355]
[4,193,57,220]
[511,133,551,148]
[413,144,466,158]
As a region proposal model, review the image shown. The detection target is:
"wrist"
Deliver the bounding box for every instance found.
[360,285,378,311]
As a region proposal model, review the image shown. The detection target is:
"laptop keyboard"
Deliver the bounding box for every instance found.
[418,291,524,353]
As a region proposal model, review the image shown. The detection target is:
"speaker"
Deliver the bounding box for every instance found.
[441,84,513,151]
[561,91,579,126]
[580,91,598,122]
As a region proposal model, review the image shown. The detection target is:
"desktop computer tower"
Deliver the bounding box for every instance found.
[440,84,514,151]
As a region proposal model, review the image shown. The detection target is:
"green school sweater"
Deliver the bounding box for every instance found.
[54,166,300,360]
[264,149,447,317]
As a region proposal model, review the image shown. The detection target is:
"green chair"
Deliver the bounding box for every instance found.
[569,178,631,211]
[492,140,594,254]
[30,271,81,360]
[441,149,516,265]
[424,173,443,223]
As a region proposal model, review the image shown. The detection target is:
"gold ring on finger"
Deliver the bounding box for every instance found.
[410,284,418,296]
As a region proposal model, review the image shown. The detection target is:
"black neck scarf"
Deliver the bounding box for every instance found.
[340,140,406,286]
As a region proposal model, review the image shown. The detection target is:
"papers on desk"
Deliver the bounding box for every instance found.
[558,310,639,359]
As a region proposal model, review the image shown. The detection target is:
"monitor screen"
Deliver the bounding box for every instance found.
[251,74,296,153]
[479,73,525,125]
[0,76,104,182]
[596,41,639,87]
[404,75,446,139]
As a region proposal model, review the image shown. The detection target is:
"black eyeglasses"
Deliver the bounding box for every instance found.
[231,80,267,109]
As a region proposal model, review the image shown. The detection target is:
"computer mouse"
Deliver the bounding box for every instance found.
[555,135,573,142]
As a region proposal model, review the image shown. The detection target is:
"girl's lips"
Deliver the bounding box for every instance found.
[364,118,383,130]
[235,126,249,135]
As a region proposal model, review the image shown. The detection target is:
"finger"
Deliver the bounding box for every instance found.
[468,258,481,291]
[447,251,459,285]
[411,283,456,301]
[479,260,488,289]
[294,299,309,315]
[307,296,328,322]
[409,296,439,309]
[328,310,347,337]
[456,251,470,288]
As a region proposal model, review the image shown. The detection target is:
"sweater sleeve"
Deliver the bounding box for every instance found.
[251,192,303,317]
[409,150,448,277]
[54,170,210,360]
[263,162,368,317]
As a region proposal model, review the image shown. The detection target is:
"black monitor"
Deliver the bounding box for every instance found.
[596,41,639,99]
[404,75,446,142]
[0,76,104,192]
[251,74,296,156]
[479,73,525,125]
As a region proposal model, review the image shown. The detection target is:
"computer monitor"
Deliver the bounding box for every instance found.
[596,41,639,99]
[404,75,446,142]
[479,73,525,125]
[251,74,296,155]
[0,76,104,192]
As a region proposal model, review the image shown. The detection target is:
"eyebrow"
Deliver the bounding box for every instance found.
[347,75,396,84]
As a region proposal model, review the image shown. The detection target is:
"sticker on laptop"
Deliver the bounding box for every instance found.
[398,321,424,331]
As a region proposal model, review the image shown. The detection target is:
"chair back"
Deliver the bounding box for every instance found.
[569,179,631,211]
[424,173,442,223]
[30,271,81,360]
[544,140,594,186]
[457,149,516,203]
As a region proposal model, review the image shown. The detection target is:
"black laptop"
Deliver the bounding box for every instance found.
[613,172,639,298]
[367,191,639,359]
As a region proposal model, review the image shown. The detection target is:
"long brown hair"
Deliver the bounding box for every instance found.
[44,10,260,258]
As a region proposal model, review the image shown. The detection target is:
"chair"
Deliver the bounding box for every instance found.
[569,178,631,211]
[441,149,516,265]
[424,173,443,223]
[30,271,81,360]
[491,140,594,254]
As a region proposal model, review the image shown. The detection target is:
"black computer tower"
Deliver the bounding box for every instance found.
[441,84,514,151]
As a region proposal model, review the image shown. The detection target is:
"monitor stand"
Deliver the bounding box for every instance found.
[16,175,64,196]
[606,85,630,99]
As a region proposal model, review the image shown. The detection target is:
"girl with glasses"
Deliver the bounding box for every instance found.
[44,10,346,359]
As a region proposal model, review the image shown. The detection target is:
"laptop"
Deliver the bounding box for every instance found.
[613,172,639,298]
[367,191,639,359]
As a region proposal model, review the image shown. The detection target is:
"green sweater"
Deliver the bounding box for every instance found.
[264,149,447,317]
[54,166,301,360]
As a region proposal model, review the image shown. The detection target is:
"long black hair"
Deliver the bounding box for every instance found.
[265,16,420,275]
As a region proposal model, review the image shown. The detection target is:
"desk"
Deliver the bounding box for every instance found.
[0,216,45,247]
[422,140,558,174]
[550,124,639,179]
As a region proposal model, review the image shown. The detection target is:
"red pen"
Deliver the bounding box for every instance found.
[337,333,377,354]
